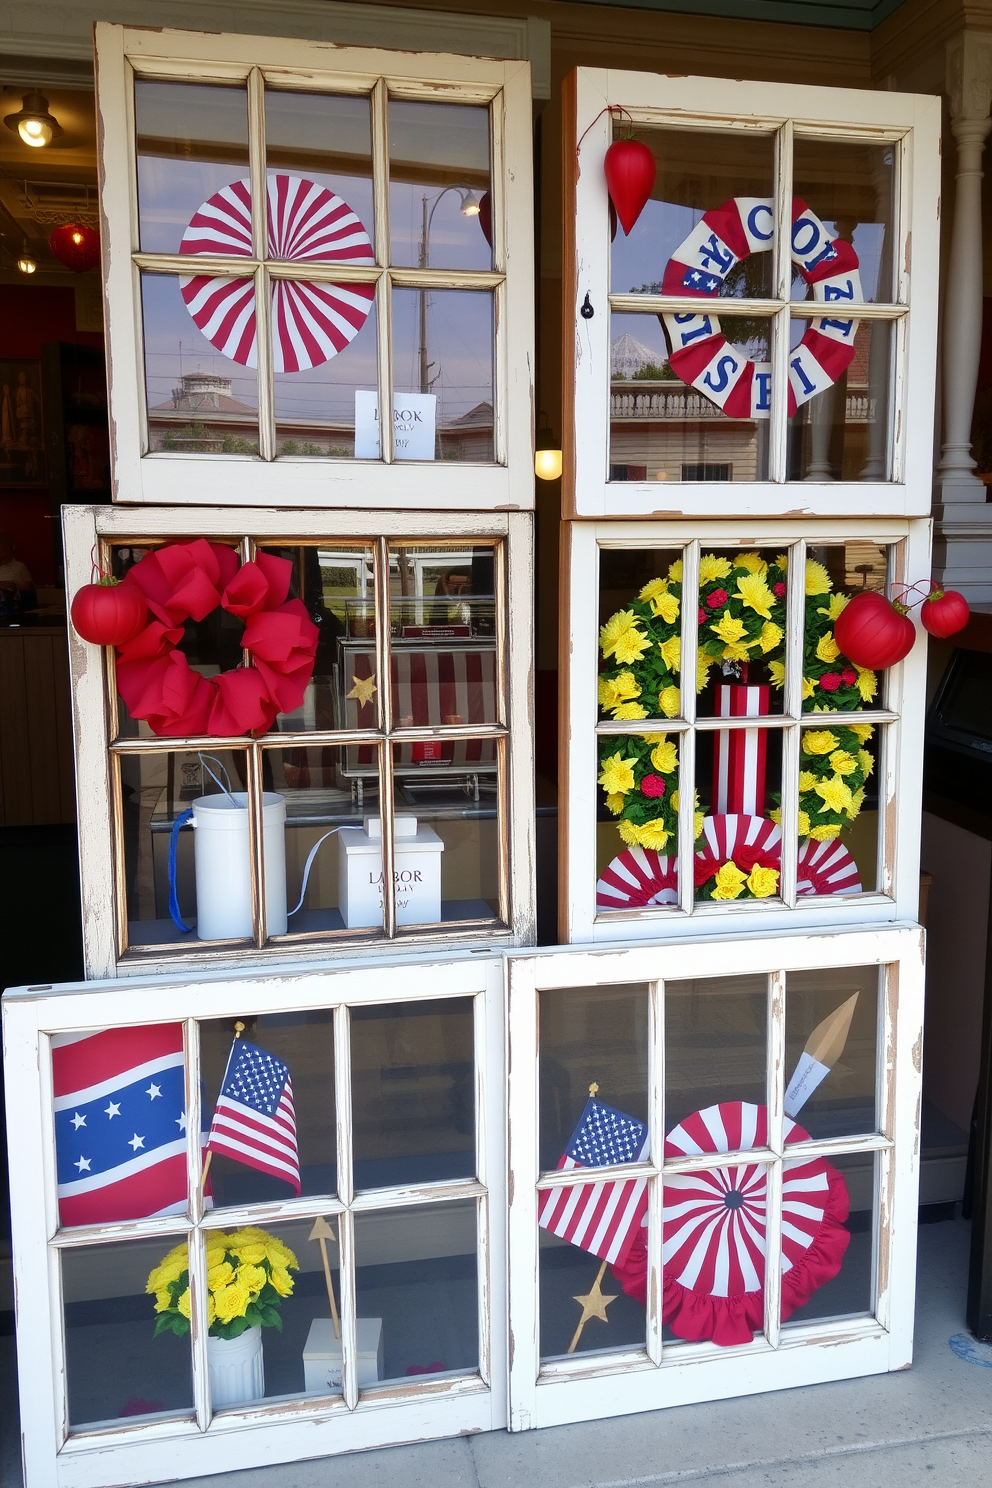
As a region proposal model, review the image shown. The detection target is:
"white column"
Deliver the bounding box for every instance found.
[935,34,992,601]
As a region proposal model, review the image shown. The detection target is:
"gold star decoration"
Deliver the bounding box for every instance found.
[346,673,377,708]
[567,1259,617,1353]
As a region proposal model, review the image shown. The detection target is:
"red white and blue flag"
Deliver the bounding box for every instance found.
[54,1024,190,1227]
[538,1096,648,1266]
[206,1039,300,1194]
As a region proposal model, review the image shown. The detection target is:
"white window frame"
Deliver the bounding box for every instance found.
[63,503,535,979]
[94,22,535,511]
[4,952,507,1487]
[559,517,931,945]
[562,68,940,518]
[506,926,923,1432]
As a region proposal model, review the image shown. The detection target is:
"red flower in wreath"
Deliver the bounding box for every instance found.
[113,539,318,737]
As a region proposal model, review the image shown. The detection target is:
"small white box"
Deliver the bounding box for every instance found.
[338,815,444,928]
[303,1317,384,1394]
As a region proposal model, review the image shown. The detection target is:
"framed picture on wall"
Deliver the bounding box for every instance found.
[0,359,46,488]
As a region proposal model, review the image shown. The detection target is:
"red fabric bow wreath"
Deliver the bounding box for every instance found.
[114,539,319,737]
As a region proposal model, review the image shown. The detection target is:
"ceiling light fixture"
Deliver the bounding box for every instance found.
[4,91,63,148]
[17,251,37,274]
[458,189,481,217]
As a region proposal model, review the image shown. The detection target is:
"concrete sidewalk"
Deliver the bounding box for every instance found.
[3,1215,990,1488]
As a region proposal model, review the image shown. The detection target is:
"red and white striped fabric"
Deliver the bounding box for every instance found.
[348,647,497,768]
[179,174,375,373]
[695,813,782,876]
[712,683,771,816]
[797,834,862,895]
[596,846,678,910]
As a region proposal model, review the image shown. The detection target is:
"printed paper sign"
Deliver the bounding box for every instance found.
[354,391,436,460]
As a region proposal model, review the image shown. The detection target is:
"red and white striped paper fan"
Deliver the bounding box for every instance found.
[179,175,375,373]
[596,845,678,910]
[797,835,862,896]
[695,813,782,873]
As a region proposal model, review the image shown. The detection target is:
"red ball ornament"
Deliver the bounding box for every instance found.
[919,586,970,639]
[604,138,656,235]
[70,580,147,647]
[49,222,101,273]
[834,590,916,669]
[477,191,493,249]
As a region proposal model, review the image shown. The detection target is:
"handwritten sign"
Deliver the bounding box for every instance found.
[354,391,437,460]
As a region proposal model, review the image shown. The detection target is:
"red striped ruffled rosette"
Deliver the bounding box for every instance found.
[694,812,782,887]
[596,846,678,910]
[797,835,862,895]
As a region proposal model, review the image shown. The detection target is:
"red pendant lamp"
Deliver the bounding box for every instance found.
[49,222,101,273]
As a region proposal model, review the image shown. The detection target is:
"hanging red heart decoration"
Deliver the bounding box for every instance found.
[70,578,147,647]
[477,190,493,249]
[49,222,101,273]
[834,590,916,669]
[604,138,656,235]
[919,585,970,638]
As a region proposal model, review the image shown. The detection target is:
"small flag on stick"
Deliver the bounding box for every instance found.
[784,993,859,1118]
[206,1036,300,1194]
[538,1083,648,1268]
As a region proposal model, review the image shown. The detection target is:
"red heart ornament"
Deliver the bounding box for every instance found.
[604,138,656,235]
[834,590,916,669]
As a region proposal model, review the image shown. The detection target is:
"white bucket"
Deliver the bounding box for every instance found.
[192,792,287,941]
[207,1325,265,1408]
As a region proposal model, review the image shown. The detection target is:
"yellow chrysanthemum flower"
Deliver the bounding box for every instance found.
[237,1263,267,1297]
[618,819,670,850]
[231,1243,268,1266]
[606,791,626,815]
[659,685,682,718]
[828,749,858,776]
[798,770,817,792]
[598,672,640,711]
[269,1266,295,1298]
[600,610,651,664]
[658,636,681,672]
[815,775,854,814]
[735,572,775,619]
[798,810,811,836]
[816,631,841,663]
[227,1228,269,1249]
[177,1288,192,1320]
[638,577,668,602]
[667,558,683,583]
[810,824,842,841]
[758,620,783,654]
[817,592,849,621]
[734,552,767,575]
[768,660,786,689]
[154,1289,172,1314]
[855,667,878,702]
[265,1239,298,1271]
[207,1295,217,1326]
[847,787,865,820]
[747,865,780,899]
[802,676,816,700]
[710,613,748,645]
[207,1262,234,1291]
[849,722,875,744]
[775,553,789,572]
[721,640,755,662]
[696,655,713,693]
[213,1281,251,1323]
[650,739,678,774]
[858,749,874,776]
[699,554,732,584]
[805,559,831,596]
[711,861,748,900]
[694,810,705,839]
[803,729,839,755]
[651,591,680,625]
[769,807,781,824]
[613,701,649,720]
[598,753,636,795]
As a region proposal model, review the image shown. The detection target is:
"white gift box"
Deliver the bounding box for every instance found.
[303,1317,384,1393]
[338,815,444,928]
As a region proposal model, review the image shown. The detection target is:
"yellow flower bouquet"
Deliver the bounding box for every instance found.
[147,1227,299,1341]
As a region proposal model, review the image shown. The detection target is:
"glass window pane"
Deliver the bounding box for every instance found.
[792,138,896,304]
[695,729,783,904]
[141,273,259,455]
[273,291,378,459]
[781,1150,875,1326]
[610,125,775,299]
[135,80,249,255]
[801,542,891,712]
[797,720,881,896]
[53,1025,190,1229]
[785,966,879,1140]
[200,1013,336,1204]
[354,1200,478,1385]
[695,548,787,717]
[388,101,491,270]
[787,319,892,481]
[392,288,495,462]
[540,1220,646,1362]
[118,747,253,949]
[611,312,771,483]
[62,1236,194,1429]
[665,975,768,1129]
[199,1217,342,1407]
[351,998,475,1189]
[596,730,682,914]
[539,984,649,1172]
[264,89,375,258]
[391,746,501,925]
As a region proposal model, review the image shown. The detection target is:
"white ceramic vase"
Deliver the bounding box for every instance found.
[207,1325,264,1408]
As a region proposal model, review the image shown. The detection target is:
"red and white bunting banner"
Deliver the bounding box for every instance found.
[661,197,862,422]
[712,683,771,816]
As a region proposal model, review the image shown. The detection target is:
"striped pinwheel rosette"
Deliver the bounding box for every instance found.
[596,845,678,911]
[797,834,862,896]
[179,174,375,373]
[611,1101,851,1347]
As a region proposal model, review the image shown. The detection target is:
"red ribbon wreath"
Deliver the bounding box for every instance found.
[114,539,319,737]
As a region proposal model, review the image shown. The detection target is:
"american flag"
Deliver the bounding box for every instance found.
[207,1039,300,1194]
[54,1024,193,1227]
[538,1095,649,1266]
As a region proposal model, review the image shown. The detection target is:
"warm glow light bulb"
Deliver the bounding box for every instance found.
[459,189,481,217]
[534,447,563,481]
[19,116,52,147]
[17,255,37,274]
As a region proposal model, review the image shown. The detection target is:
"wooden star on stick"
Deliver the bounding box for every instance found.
[346,674,377,708]
[567,1259,618,1353]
